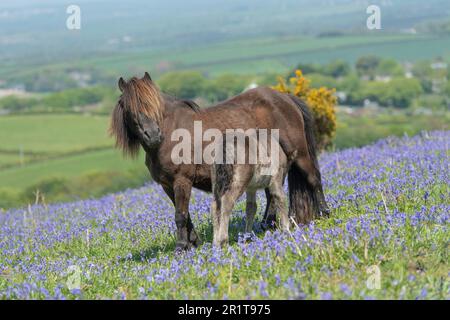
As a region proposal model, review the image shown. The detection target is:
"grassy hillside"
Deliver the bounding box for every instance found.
[0,114,147,208]
[0,131,447,299]
[0,149,144,189]
[0,111,447,209]
[4,34,450,82]
[2,0,449,68]
[334,111,450,149]
[0,114,112,154]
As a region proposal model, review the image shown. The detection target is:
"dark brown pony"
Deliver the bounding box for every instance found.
[110,72,329,250]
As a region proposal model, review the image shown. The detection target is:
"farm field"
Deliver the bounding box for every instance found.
[0,148,144,189]
[0,114,113,154]
[334,111,450,150]
[0,114,144,190]
[0,112,448,208]
[3,34,450,80]
[0,131,447,299]
[0,114,147,208]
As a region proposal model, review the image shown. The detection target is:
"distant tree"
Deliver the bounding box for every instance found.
[291,63,321,76]
[338,73,361,92]
[0,96,38,112]
[257,73,280,86]
[360,78,422,108]
[42,87,106,110]
[158,71,206,100]
[376,59,404,77]
[386,78,423,108]
[323,60,351,78]
[355,55,381,79]
[412,61,433,79]
[204,74,248,102]
[415,94,447,110]
[444,81,450,97]
[307,73,338,89]
[412,60,448,94]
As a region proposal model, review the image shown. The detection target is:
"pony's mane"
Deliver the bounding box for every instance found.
[181,99,201,112]
[109,77,163,158]
[109,77,200,158]
[123,77,164,124]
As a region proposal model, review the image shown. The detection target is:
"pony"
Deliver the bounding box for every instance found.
[211,130,290,247]
[110,72,329,250]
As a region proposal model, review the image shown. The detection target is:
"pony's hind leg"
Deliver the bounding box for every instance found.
[268,179,289,232]
[211,167,221,246]
[262,188,276,230]
[294,157,330,218]
[245,191,257,233]
[211,198,220,246]
[215,169,250,247]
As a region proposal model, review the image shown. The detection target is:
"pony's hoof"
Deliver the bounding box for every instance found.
[261,221,276,231]
[321,205,331,217]
[189,231,202,247]
[261,215,277,231]
[175,241,191,252]
[190,236,202,247]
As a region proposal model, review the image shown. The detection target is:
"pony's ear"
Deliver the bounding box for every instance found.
[143,72,152,83]
[118,77,126,92]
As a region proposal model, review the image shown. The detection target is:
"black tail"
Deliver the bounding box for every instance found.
[287,94,326,224]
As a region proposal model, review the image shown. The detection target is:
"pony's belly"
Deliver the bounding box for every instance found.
[247,172,273,190]
[247,164,284,191]
[193,180,212,193]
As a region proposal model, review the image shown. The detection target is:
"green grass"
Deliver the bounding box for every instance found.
[0,131,447,299]
[334,111,450,150]
[0,148,144,190]
[0,111,448,207]
[5,34,449,81]
[73,34,450,77]
[0,114,147,207]
[0,114,113,154]
[0,153,23,167]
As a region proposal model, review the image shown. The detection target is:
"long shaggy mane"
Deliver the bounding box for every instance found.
[109,77,164,158]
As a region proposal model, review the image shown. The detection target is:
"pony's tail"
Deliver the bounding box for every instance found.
[287,94,323,225]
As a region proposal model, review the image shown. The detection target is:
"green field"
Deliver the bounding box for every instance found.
[0,114,147,208]
[0,153,23,167]
[334,111,450,149]
[4,34,450,81]
[0,148,144,189]
[0,115,145,189]
[0,110,448,209]
[0,114,113,154]
[0,131,447,299]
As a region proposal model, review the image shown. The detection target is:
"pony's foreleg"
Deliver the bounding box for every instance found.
[262,188,276,230]
[216,192,236,247]
[268,181,289,232]
[173,178,200,251]
[245,191,257,234]
[211,198,220,246]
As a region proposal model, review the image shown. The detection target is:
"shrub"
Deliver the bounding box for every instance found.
[273,70,337,150]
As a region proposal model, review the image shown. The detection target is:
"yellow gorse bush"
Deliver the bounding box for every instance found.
[273,69,337,150]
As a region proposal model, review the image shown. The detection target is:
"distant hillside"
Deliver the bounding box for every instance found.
[1,0,449,69]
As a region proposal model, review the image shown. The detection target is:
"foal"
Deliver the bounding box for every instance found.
[211,130,290,247]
